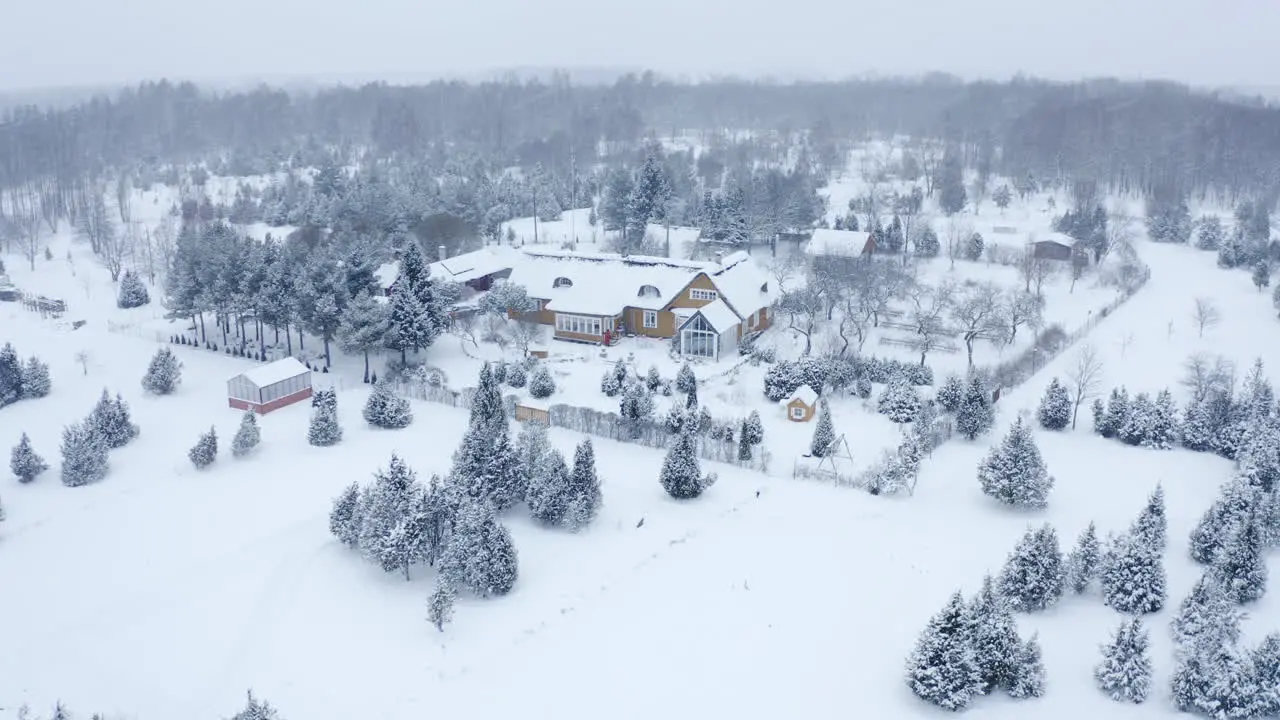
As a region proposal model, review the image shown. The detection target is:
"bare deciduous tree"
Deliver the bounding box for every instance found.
[950,281,1005,370]
[116,174,132,225]
[766,252,804,296]
[906,281,955,366]
[507,319,543,358]
[18,208,42,271]
[1067,344,1105,429]
[1181,353,1235,403]
[1192,297,1220,337]
[98,221,128,282]
[1004,291,1043,345]
[778,287,824,355]
[944,217,972,270]
[75,350,90,376]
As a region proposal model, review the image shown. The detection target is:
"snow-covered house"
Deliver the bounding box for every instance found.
[375,245,519,296]
[1028,232,1087,263]
[803,229,875,260]
[226,357,313,414]
[782,385,819,422]
[505,248,773,357]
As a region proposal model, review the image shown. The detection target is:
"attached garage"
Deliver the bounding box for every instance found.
[227,357,313,414]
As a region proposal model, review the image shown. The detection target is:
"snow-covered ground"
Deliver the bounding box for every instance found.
[2,167,1278,719]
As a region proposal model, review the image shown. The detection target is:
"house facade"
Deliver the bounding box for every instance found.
[505,248,773,359]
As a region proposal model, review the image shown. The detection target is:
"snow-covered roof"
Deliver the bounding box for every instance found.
[374,262,399,289]
[1029,232,1080,247]
[236,357,311,388]
[509,249,719,316]
[429,246,520,284]
[787,385,819,406]
[708,252,773,316]
[679,297,741,333]
[804,229,872,258]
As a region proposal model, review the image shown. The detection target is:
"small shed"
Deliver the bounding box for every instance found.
[1028,233,1083,262]
[227,357,313,414]
[782,385,819,422]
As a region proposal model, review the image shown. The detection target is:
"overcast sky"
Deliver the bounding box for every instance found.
[1,0,1273,91]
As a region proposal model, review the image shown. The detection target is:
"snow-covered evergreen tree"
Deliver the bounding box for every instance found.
[527,449,572,525]
[10,432,48,483]
[601,360,627,397]
[357,454,419,564]
[1171,573,1244,652]
[388,283,431,363]
[646,365,662,392]
[337,290,391,382]
[661,424,711,500]
[1119,392,1155,446]
[938,374,965,413]
[1131,485,1168,552]
[1037,378,1072,430]
[1191,478,1257,565]
[427,579,456,631]
[141,347,182,395]
[1066,521,1102,594]
[60,421,107,487]
[877,373,920,423]
[1005,634,1047,700]
[1252,633,1280,716]
[228,690,281,720]
[977,417,1054,508]
[1172,636,1267,719]
[513,420,551,501]
[965,574,1021,694]
[1101,532,1166,614]
[20,356,51,398]
[1095,618,1153,703]
[0,343,22,407]
[565,438,602,531]
[1144,389,1180,449]
[1182,399,1216,452]
[232,410,261,458]
[676,362,697,396]
[1091,398,1106,432]
[997,524,1065,612]
[89,389,139,449]
[308,389,343,446]
[810,400,836,457]
[441,499,518,597]
[188,426,218,469]
[116,269,151,308]
[855,373,873,399]
[506,362,527,388]
[363,380,413,429]
[1212,514,1268,604]
[1098,387,1130,439]
[904,591,984,711]
[956,376,995,440]
[329,482,362,549]
[528,363,556,399]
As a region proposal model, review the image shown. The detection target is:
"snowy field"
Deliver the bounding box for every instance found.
[2,165,1279,719]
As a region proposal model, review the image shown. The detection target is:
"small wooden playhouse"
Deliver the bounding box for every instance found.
[227,357,313,414]
[782,385,819,422]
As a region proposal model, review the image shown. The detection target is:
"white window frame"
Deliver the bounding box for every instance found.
[791,406,805,419]
[555,314,603,336]
[690,288,718,302]
[643,310,658,329]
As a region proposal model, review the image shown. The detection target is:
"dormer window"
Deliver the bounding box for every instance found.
[760,282,768,293]
[553,277,573,288]
[638,284,661,299]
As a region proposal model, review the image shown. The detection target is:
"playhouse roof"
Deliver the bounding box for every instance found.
[787,385,819,407]
[236,357,311,388]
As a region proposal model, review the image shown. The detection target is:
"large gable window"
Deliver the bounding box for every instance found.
[680,313,718,359]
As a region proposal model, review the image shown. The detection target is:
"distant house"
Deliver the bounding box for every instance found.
[1028,233,1086,263]
[227,357,313,414]
[505,248,773,357]
[375,245,518,297]
[803,229,875,260]
[783,385,819,422]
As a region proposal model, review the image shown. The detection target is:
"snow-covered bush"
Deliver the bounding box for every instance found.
[21,356,51,398]
[89,389,140,449]
[141,347,182,395]
[116,269,151,308]
[1037,378,1071,430]
[10,432,48,483]
[529,363,556,399]
[188,426,218,469]
[877,373,921,423]
[977,417,1054,508]
[937,374,964,413]
[308,388,343,446]
[506,362,527,388]
[660,426,715,500]
[232,411,261,457]
[363,380,413,429]
[60,421,108,487]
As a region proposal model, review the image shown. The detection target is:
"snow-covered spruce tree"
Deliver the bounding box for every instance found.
[739,410,764,455]
[1005,634,1047,700]
[877,373,920,424]
[1171,572,1243,652]
[855,373,873,399]
[1131,485,1168,552]
[514,420,552,503]
[1146,389,1181,449]
[427,579,456,631]
[965,574,1021,694]
[441,499,519,597]
[329,482,362,549]
[1066,521,1102,594]
[661,424,713,500]
[676,362,697,396]
[527,449,572,525]
[528,363,556,399]
[601,359,627,397]
[10,432,49,483]
[977,417,1054,509]
[956,376,995,440]
[1171,634,1267,719]
[116,269,151,308]
[1119,392,1155,446]
[20,356,51,398]
[1091,398,1106,433]
[565,438,602,531]
[1100,532,1166,614]
[997,524,1065,612]
[0,343,23,407]
[1253,633,1280,716]
[904,591,984,711]
[228,690,281,720]
[938,374,965,413]
[810,400,836,457]
[1190,477,1257,565]
[378,485,440,579]
[363,380,413,429]
[1181,399,1216,452]
[646,365,662,392]
[1212,513,1268,604]
[1037,378,1072,430]
[188,426,218,469]
[60,420,108,487]
[141,347,182,395]
[89,390,139,449]
[232,410,261,458]
[1095,618,1153,704]
[1098,387,1130,439]
[308,389,343,446]
[357,454,419,564]
[506,362,527,388]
